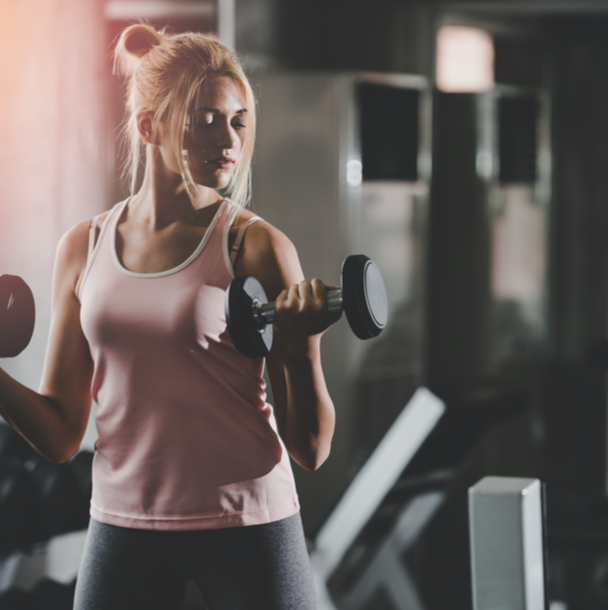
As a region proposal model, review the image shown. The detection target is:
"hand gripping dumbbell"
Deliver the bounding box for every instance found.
[225,254,388,359]
[0,275,35,358]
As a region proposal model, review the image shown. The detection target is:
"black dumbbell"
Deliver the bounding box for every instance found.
[0,275,35,358]
[0,424,92,542]
[0,424,78,542]
[225,254,388,359]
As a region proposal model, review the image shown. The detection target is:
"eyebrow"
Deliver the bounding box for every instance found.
[193,107,248,114]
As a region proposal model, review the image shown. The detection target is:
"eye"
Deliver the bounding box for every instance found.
[187,114,213,130]
[232,122,246,130]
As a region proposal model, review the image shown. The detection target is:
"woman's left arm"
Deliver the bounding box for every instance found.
[235,221,340,471]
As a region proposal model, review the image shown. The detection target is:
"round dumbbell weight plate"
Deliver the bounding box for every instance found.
[225,276,273,359]
[341,255,388,339]
[0,275,35,358]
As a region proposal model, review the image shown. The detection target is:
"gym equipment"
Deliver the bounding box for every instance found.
[310,388,446,610]
[312,386,529,610]
[469,477,546,610]
[0,275,35,358]
[225,254,388,359]
[0,461,37,550]
[0,424,93,544]
[25,453,80,542]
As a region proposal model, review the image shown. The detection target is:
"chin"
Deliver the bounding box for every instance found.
[193,179,231,192]
[192,172,233,191]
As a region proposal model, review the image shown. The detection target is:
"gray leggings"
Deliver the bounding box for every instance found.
[74,513,317,610]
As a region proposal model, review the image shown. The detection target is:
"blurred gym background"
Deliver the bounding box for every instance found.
[1,0,608,608]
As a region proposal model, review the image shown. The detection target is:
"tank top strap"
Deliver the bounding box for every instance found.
[229,216,262,267]
[88,200,126,259]
[219,200,264,277]
[88,216,102,260]
[79,200,128,300]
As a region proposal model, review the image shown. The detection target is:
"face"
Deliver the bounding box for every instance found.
[155,76,248,190]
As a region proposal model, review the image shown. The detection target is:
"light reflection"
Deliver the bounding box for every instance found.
[436,26,494,93]
[491,184,546,360]
[347,159,362,188]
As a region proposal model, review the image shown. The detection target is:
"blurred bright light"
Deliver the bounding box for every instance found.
[105,0,215,19]
[436,26,494,93]
[347,159,362,187]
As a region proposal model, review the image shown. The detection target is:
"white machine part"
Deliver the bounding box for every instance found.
[469,476,545,610]
[310,387,446,609]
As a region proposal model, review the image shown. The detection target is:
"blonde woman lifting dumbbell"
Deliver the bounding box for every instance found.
[0,24,340,609]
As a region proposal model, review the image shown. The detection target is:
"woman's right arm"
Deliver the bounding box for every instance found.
[0,220,94,463]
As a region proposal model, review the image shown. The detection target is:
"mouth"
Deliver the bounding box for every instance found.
[208,156,235,169]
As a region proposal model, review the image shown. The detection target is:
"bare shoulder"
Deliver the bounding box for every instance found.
[242,220,296,264]
[58,210,111,256]
[228,206,263,236]
[236,218,303,302]
[57,219,89,264]
[58,210,111,297]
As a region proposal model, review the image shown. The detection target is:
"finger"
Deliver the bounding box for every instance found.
[286,282,300,305]
[299,279,314,301]
[310,278,328,304]
[275,287,290,305]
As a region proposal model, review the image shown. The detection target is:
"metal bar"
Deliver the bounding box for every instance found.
[257,289,343,325]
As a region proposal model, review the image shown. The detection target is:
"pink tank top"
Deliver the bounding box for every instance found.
[78,198,299,530]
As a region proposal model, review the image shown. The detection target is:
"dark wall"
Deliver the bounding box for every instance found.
[547,16,608,363]
[427,92,491,386]
[275,0,432,76]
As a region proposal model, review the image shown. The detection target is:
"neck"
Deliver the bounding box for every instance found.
[130,147,223,229]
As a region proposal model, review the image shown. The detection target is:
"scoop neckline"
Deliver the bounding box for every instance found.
[111,197,229,278]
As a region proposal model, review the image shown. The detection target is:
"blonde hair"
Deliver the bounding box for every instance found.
[114,24,256,207]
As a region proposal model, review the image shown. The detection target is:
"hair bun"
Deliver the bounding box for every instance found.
[122,24,164,58]
[114,24,165,76]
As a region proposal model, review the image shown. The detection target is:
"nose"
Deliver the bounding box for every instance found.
[216,120,237,151]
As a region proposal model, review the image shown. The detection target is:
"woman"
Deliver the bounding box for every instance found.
[0,24,338,609]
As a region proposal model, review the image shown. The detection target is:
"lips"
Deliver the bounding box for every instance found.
[208,156,235,168]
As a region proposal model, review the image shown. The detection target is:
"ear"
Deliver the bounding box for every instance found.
[136,111,155,144]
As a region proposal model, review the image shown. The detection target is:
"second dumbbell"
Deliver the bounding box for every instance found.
[225,254,388,359]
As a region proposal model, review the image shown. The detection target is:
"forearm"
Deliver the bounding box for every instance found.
[281,338,335,471]
[0,367,76,463]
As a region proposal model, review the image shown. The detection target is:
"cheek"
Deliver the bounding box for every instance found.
[235,133,247,158]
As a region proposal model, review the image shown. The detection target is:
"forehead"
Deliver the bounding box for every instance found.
[193,76,247,112]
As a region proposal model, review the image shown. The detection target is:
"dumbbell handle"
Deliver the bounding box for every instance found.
[253,289,344,328]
